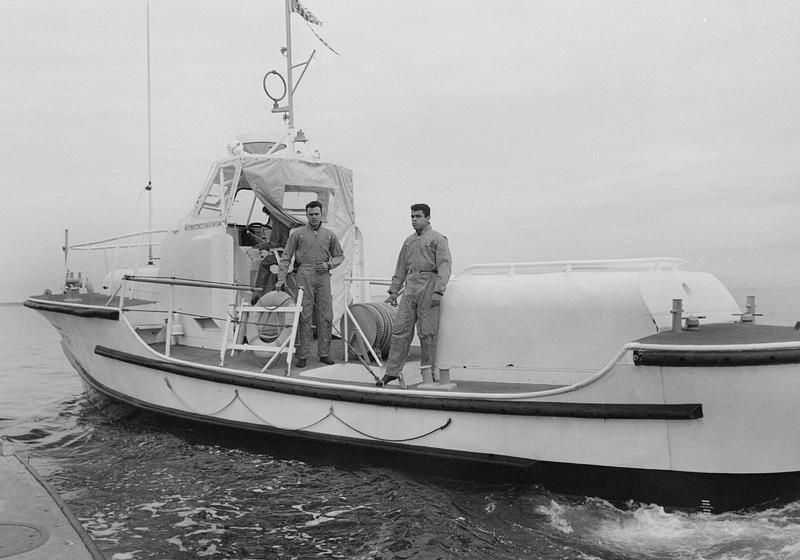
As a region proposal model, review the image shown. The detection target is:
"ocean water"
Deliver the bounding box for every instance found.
[3,288,800,560]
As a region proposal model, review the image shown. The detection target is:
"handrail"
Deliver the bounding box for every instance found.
[629,340,800,352]
[123,275,257,292]
[68,228,169,250]
[126,332,634,401]
[71,243,164,252]
[121,274,267,357]
[345,276,392,285]
[437,337,800,401]
[459,257,686,276]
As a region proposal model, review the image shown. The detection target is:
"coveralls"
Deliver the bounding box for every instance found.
[385,224,452,376]
[278,224,344,359]
[253,218,291,296]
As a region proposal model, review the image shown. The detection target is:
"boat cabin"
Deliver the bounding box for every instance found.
[132,152,364,349]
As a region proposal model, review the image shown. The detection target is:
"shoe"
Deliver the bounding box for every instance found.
[295,358,307,368]
[319,356,335,365]
[378,374,398,387]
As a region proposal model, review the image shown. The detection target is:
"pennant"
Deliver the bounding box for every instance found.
[291,0,322,26]
[305,21,340,55]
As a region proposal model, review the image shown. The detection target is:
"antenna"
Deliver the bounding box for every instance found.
[145,0,154,264]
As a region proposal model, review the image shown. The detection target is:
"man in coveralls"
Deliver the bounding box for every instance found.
[381,203,452,386]
[276,201,344,368]
[251,206,291,303]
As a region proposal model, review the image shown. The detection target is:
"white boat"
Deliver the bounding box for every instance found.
[25,2,800,513]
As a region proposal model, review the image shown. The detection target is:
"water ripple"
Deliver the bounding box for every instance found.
[6,306,800,559]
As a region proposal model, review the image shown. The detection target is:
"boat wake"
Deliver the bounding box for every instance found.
[537,497,800,559]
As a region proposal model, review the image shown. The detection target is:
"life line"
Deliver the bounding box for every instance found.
[245,291,295,351]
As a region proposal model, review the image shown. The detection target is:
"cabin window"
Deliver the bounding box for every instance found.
[228,188,259,226]
[282,185,333,223]
[196,164,239,218]
[241,141,287,155]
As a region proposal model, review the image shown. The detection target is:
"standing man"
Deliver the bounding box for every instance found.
[276,201,344,368]
[381,203,452,386]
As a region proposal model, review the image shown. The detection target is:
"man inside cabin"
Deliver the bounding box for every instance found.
[276,200,344,368]
[381,203,452,386]
[251,206,292,304]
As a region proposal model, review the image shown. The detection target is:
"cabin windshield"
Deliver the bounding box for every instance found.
[241,141,287,154]
[228,188,259,226]
[198,159,343,228]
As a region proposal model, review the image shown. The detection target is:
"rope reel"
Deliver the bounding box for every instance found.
[340,302,397,360]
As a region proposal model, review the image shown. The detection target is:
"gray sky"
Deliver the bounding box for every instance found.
[1,0,799,302]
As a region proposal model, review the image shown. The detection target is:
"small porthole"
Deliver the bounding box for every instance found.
[682,282,692,296]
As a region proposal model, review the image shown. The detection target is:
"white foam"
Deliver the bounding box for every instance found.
[537,500,575,534]
[550,499,800,560]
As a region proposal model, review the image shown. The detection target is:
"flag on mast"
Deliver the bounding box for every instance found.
[306,23,340,55]
[291,0,322,26]
[291,0,339,55]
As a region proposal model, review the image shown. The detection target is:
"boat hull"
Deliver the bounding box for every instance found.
[63,343,800,513]
[27,298,800,512]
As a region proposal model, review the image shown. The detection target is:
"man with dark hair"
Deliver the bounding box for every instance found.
[251,206,291,304]
[277,200,344,368]
[381,203,452,386]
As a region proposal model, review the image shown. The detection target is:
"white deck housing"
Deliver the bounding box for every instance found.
[437,259,740,383]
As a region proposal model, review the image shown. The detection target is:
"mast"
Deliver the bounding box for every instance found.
[266,0,315,152]
[284,0,295,137]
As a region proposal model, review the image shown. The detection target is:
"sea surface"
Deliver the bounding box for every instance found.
[3,287,800,560]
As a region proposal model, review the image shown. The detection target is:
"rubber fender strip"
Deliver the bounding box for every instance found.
[24,299,119,320]
[633,348,800,367]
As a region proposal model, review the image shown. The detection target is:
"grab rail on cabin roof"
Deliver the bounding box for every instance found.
[459,257,687,276]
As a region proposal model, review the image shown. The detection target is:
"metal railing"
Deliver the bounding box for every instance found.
[114,273,392,368]
[121,275,256,358]
[459,257,686,276]
[64,228,169,294]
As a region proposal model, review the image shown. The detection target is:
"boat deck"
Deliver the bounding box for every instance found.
[28,292,155,307]
[637,322,800,345]
[153,341,564,394]
[634,323,800,367]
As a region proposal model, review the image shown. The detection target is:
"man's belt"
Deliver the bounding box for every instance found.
[407,269,437,274]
